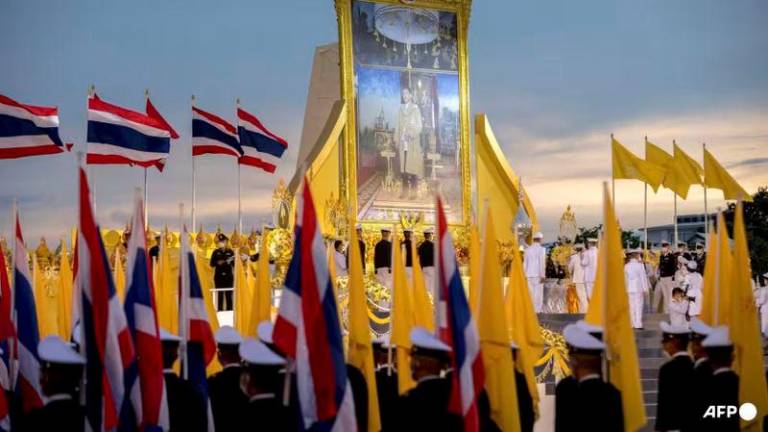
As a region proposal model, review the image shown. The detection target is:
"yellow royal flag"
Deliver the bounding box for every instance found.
[251,231,272,329]
[410,239,434,332]
[390,229,416,395]
[504,230,544,413]
[113,247,126,301]
[234,249,254,335]
[156,234,178,335]
[478,211,521,432]
[468,224,481,314]
[347,217,382,432]
[33,254,59,338]
[585,183,646,432]
[57,240,74,341]
[704,149,752,202]
[700,212,732,326]
[673,142,703,185]
[645,139,672,168]
[730,202,768,430]
[646,139,694,199]
[612,137,664,191]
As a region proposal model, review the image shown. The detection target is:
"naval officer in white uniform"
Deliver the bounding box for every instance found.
[624,248,651,329]
[524,231,547,312]
[580,237,599,300]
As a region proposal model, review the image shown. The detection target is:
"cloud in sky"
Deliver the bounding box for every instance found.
[1,0,766,242]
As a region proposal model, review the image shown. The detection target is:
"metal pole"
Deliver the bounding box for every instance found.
[237,162,242,234]
[143,168,149,229]
[674,194,679,247]
[191,95,197,230]
[703,143,708,237]
[9,199,17,390]
[179,202,188,380]
[644,183,648,251]
[88,86,96,212]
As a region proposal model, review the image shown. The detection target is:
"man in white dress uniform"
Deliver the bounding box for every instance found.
[624,248,651,329]
[581,237,599,300]
[524,231,547,312]
[568,243,588,312]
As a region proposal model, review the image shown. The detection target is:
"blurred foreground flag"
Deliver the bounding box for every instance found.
[0,94,70,159]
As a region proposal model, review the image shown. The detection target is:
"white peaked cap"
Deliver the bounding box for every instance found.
[159,328,181,342]
[423,227,434,234]
[38,336,85,365]
[410,327,451,352]
[239,337,286,366]
[575,320,604,335]
[587,237,598,242]
[372,333,392,348]
[660,321,689,335]
[355,223,362,229]
[702,326,732,347]
[215,325,243,345]
[257,321,274,344]
[686,260,698,270]
[533,232,544,239]
[689,318,713,336]
[626,248,642,254]
[509,340,519,350]
[563,324,605,351]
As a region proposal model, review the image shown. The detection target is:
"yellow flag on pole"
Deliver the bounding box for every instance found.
[57,240,74,341]
[156,231,178,334]
[704,149,752,202]
[673,143,703,185]
[479,211,521,432]
[586,183,647,432]
[254,230,272,326]
[730,201,768,430]
[390,229,416,395]
[504,231,544,413]
[612,137,664,191]
[468,224,481,314]
[234,249,254,335]
[113,247,126,301]
[33,254,59,338]
[700,213,732,326]
[347,216,382,432]
[645,139,672,168]
[410,239,434,332]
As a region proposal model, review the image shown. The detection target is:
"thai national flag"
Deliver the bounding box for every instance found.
[179,225,215,432]
[0,233,14,432]
[273,179,356,431]
[87,94,177,171]
[12,211,44,413]
[77,166,138,431]
[435,196,485,432]
[237,106,287,173]
[123,194,168,431]
[193,106,243,158]
[0,94,71,159]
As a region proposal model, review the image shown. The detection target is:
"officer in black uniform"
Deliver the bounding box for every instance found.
[347,363,369,432]
[556,323,623,432]
[356,223,366,263]
[511,341,534,432]
[402,228,414,269]
[24,336,85,431]
[655,322,694,431]
[694,243,706,275]
[160,329,206,432]
[239,337,294,430]
[676,241,693,262]
[209,233,235,311]
[207,326,248,432]
[689,318,714,430]
[374,228,393,284]
[149,233,161,261]
[658,240,678,312]
[396,327,462,431]
[418,229,435,268]
[372,335,398,430]
[700,326,739,432]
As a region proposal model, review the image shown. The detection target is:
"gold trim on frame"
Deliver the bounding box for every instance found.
[334,0,474,229]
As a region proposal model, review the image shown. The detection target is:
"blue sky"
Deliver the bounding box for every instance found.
[2,0,767,241]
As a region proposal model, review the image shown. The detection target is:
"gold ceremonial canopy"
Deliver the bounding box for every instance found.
[288,0,536,241]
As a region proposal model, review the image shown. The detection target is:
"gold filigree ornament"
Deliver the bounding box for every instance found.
[535,327,571,382]
[272,179,293,229]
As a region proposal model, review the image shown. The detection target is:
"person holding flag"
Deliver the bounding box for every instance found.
[123,192,168,431]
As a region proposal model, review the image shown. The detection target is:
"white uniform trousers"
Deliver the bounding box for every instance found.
[422,267,435,295]
[628,292,644,329]
[654,276,676,313]
[527,277,544,313]
[376,268,392,289]
[574,282,589,313]
[585,281,595,300]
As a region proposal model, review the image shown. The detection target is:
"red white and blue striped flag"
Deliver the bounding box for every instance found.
[0,94,71,159]
[273,179,356,431]
[123,194,168,431]
[192,106,243,158]
[236,106,287,173]
[179,224,215,432]
[77,166,138,431]
[435,195,485,432]
[12,210,44,413]
[0,243,13,432]
[87,94,177,171]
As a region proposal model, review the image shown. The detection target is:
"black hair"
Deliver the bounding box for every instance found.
[672,287,685,296]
